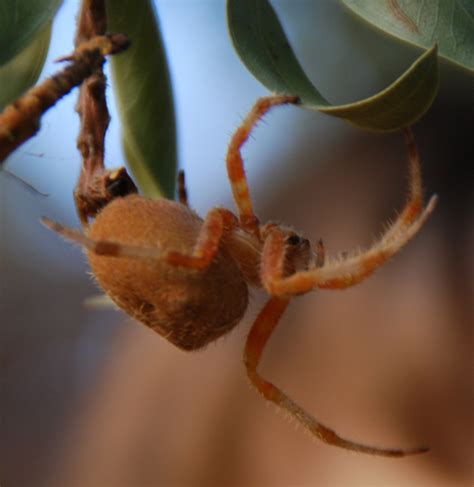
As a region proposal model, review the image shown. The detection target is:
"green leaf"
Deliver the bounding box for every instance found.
[227,0,439,131]
[106,0,176,199]
[343,0,474,72]
[0,0,62,67]
[319,45,438,131]
[0,23,52,110]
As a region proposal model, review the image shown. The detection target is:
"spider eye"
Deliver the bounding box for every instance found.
[287,235,300,245]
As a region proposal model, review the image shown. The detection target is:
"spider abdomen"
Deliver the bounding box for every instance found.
[88,195,249,350]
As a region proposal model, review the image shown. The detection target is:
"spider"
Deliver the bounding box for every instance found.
[43,95,437,457]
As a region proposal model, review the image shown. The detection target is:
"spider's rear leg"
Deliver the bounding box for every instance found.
[42,207,238,270]
[245,297,429,457]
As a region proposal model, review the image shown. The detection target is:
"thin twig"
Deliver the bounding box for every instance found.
[0,35,129,164]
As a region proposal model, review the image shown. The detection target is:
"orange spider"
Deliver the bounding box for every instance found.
[43,96,437,457]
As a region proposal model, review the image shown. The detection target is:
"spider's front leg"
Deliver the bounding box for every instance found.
[245,297,429,457]
[262,196,436,295]
[42,206,238,270]
[261,128,437,296]
[226,95,299,235]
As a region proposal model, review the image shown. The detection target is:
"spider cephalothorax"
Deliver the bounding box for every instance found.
[44,95,436,457]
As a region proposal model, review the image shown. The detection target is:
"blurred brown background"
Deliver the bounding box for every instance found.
[1,1,473,486]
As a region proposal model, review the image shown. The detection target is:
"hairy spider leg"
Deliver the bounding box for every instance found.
[261,196,434,295]
[245,296,429,457]
[260,128,437,296]
[42,207,238,270]
[178,170,189,206]
[381,127,425,243]
[226,95,299,235]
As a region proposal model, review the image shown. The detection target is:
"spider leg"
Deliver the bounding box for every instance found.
[381,127,425,242]
[178,169,189,206]
[263,195,436,295]
[226,96,298,235]
[261,127,437,296]
[42,207,238,270]
[245,297,428,456]
[166,208,238,269]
